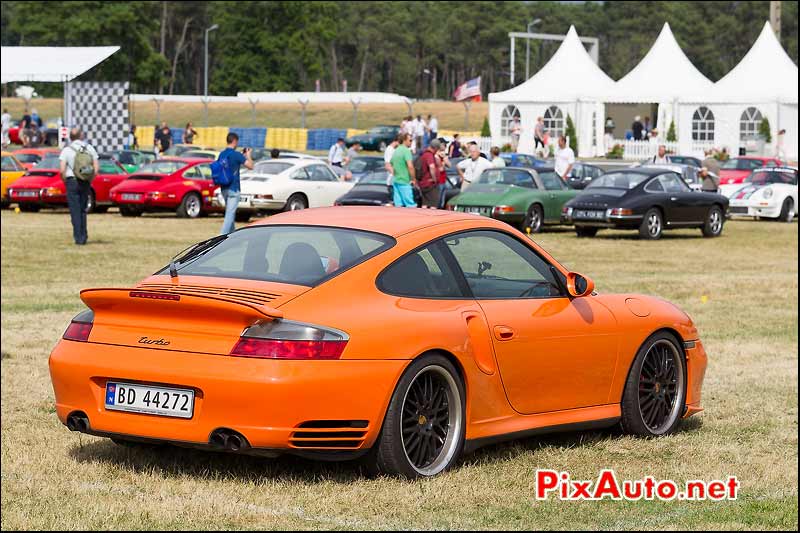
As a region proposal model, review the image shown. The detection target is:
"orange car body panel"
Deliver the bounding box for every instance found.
[49,207,706,454]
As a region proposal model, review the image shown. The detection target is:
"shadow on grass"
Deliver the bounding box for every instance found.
[67,417,703,482]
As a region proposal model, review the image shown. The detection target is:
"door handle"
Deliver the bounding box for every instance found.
[493,325,515,341]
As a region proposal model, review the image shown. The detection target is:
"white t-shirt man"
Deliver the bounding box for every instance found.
[59,140,99,178]
[328,142,345,166]
[651,154,669,165]
[428,117,439,134]
[383,143,397,185]
[554,146,576,179]
[457,156,494,191]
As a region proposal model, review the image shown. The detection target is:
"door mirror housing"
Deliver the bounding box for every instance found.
[566,272,594,298]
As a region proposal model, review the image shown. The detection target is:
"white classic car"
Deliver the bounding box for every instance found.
[213,159,354,221]
[726,167,797,222]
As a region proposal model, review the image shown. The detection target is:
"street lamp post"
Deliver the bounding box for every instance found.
[204,23,219,103]
[525,18,542,80]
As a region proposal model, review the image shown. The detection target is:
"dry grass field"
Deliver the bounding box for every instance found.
[0,97,488,131]
[1,209,797,530]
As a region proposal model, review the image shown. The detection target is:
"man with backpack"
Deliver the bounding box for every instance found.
[214,132,254,235]
[59,128,99,245]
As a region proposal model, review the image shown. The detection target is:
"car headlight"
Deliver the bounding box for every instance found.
[762,188,773,199]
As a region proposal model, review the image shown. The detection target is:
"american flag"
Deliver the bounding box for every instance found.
[453,77,482,101]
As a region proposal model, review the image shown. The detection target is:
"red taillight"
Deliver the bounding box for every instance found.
[63,321,92,342]
[129,291,181,301]
[492,205,514,215]
[230,338,347,360]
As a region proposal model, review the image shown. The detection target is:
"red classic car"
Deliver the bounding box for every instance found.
[8,154,129,212]
[108,158,221,218]
[11,148,61,170]
[718,156,784,185]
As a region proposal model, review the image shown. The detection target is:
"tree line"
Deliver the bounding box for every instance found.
[1,1,797,98]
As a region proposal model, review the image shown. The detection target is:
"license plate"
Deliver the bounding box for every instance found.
[121,193,142,201]
[729,206,748,214]
[16,190,38,198]
[460,206,490,216]
[574,209,605,220]
[105,381,194,419]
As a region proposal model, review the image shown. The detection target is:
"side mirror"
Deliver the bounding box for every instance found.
[566,272,594,298]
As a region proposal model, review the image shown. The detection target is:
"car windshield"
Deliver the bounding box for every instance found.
[98,160,123,174]
[35,154,61,169]
[253,161,294,175]
[586,172,650,190]
[349,158,379,173]
[182,151,215,159]
[14,153,41,163]
[163,145,192,156]
[166,225,395,286]
[748,170,798,185]
[722,158,760,170]
[136,161,184,174]
[356,171,390,185]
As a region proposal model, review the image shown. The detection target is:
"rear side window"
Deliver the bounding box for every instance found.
[169,226,394,286]
[539,171,566,190]
[378,243,463,298]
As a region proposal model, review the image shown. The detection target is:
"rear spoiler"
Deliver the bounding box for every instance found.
[80,288,284,320]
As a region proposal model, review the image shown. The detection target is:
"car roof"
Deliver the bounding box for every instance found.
[609,167,670,177]
[251,206,482,237]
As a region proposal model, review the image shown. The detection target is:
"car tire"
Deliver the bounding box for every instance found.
[521,204,544,234]
[85,190,97,214]
[575,226,598,238]
[620,331,687,437]
[119,205,142,217]
[235,211,251,223]
[283,193,307,212]
[639,208,663,240]
[701,205,724,237]
[19,204,40,213]
[369,354,466,479]
[778,198,795,223]
[176,192,202,218]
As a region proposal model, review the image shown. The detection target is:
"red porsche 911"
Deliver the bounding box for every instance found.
[109,158,221,218]
[8,154,129,213]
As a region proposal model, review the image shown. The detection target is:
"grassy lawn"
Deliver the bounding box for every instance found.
[1,209,797,530]
[0,97,488,131]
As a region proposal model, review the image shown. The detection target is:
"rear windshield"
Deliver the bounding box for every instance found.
[253,161,293,175]
[36,155,61,169]
[166,225,395,286]
[587,172,649,190]
[136,161,184,174]
[14,153,41,163]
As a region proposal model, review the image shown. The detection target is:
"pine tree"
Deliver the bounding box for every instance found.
[666,120,677,142]
[481,116,491,137]
[758,117,772,144]
[565,114,578,156]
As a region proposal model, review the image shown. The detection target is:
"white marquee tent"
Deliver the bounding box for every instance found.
[677,22,798,159]
[489,25,616,156]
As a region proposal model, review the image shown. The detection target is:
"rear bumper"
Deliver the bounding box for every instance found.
[49,340,406,452]
[728,201,781,219]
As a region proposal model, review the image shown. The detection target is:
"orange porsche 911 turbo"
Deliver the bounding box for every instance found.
[49,207,707,478]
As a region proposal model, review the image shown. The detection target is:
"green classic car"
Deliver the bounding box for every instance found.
[345,126,401,152]
[446,166,577,233]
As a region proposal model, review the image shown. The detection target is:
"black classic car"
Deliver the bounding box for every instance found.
[334,170,461,207]
[561,167,729,240]
[345,126,401,152]
[566,162,606,189]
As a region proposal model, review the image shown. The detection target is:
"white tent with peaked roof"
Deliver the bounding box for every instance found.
[489,26,614,156]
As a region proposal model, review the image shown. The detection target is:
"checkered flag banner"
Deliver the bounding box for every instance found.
[69,81,129,153]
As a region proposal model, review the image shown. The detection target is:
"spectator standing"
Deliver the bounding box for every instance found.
[698,166,719,193]
[270,148,281,159]
[384,134,400,185]
[328,138,346,167]
[510,116,522,152]
[182,122,198,144]
[775,129,786,160]
[651,144,669,164]
[20,111,33,147]
[218,132,254,235]
[456,144,494,192]
[632,115,644,141]
[427,114,438,142]
[643,116,651,137]
[154,122,172,154]
[436,144,451,209]
[490,146,506,167]
[701,150,721,177]
[1,108,11,148]
[345,141,361,166]
[390,133,417,207]
[554,135,575,182]
[534,117,545,155]
[125,125,138,150]
[418,139,441,208]
[59,127,99,245]
[448,133,462,158]
[410,115,422,153]
[31,108,43,128]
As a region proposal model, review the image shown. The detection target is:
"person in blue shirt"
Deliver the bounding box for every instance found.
[218,132,254,235]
